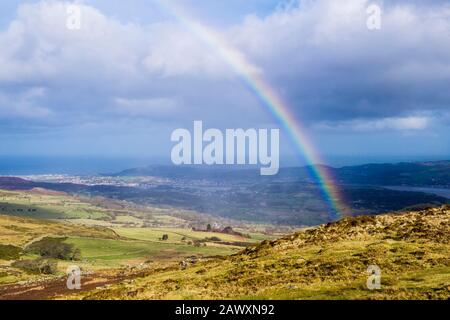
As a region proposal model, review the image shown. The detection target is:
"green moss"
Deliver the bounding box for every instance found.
[0,244,22,260]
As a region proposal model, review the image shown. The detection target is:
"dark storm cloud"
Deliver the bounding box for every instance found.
[231,0,450,127]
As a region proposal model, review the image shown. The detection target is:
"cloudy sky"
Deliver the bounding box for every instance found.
[0,0,449,167]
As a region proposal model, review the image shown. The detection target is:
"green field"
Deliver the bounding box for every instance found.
[64,237,239,267]
[113,227,259,244]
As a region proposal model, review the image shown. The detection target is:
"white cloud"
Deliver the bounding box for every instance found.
[142,23,230,77]
[114,97,179,117]
[0,87,51,119]
[0,1,229,83]
[316,115,432,131]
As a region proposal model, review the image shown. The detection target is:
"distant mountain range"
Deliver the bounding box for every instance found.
[113,160,450,187]
[0,160,449,225]
[333,161,450,187]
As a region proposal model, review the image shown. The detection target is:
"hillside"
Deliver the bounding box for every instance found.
[334,161,450,187]
[73,205,450,300]
[0,214,119,248]
[0,189,274,294]
[0,214,121,286]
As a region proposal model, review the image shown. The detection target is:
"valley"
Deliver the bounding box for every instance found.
[0,188,278,293]
[2,160,447,226]
[0,160,448,300]
[0,204,448,300]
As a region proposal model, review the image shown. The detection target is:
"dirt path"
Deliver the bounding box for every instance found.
[0,271,142,300]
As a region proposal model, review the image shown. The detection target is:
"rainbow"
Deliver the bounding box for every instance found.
[158,1,348,219]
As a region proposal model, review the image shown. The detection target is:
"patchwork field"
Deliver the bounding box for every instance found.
[0,213,120,285]
[0,189,272,290]
[64,237,239,267]
[113,227,260,244]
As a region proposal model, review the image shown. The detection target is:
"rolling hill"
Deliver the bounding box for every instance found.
[72,205,450,300]
[334,161,450,187]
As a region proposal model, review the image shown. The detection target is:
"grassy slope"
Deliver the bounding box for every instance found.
[0,190,110,220]
[0,214,120,284]
[77,206,450,300]
[0,190,268,286]
[0,213,246,284]
[113,227,258,243]
[0,214,119,247]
